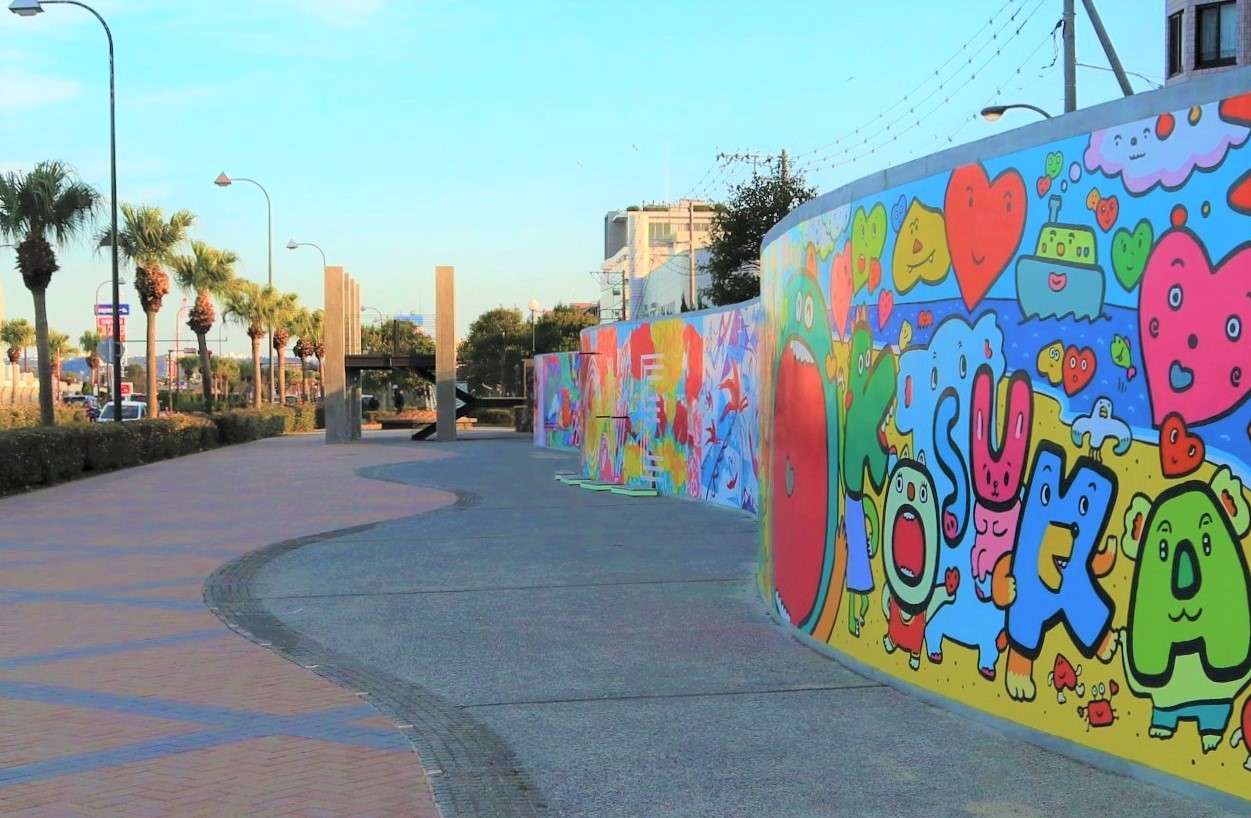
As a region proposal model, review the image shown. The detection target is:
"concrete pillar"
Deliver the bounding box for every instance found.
[349,279,362,439]
[323,265,348,444]
[435,265,456,442]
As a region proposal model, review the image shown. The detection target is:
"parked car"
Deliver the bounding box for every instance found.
[64,394,101,421]
[97,400,148,422]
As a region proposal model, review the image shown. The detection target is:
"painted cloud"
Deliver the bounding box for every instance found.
[1084,102,1249,195]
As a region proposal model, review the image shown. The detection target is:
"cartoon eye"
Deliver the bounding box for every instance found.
[1159,539,1168,561]
[1069,355,1077,369]
[1202,532,1212,556]
[1080,358,1088,372]
[803,295,814,330]
[1078,496,1089,516]
[1143,127,1151,140]
[930,367,938,390]
[857,353,866,375]
[1096,683,1106,697]
[959,355,967,378]
[1167,285,1183,310]
[1227,315,1242,342]
[1114,134,1122,146]
[919,483,928,503]
[1169,427,1179,444]
[1004,469,1011,487]
[794,297,803,324]
[1050,347,1061,361]
[985,470,992,485]
[1187,444,1197,458]
[895,473,904,493]
[1040,484,1051,505]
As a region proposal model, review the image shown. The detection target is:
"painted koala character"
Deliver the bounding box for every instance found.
[881,460,959,670]
[1120,466,1251,752]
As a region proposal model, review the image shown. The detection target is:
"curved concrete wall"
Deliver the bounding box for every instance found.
[760,69,1251,806]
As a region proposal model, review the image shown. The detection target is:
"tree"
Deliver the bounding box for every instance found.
[100,204,195,418]
[170,240,237,413]
[79,329,102,392]
[458,307,527,395]
[534,304,598,354]
[360,317,437,405]
[702,165,817,306]
[48,331,77,402]
[0,161,102,425]
[1,318,35,404]
[213,356,240,403]
[292,308,323,402]
[224,282,296,407]
[124,362,145,384]
[270,294,301,404]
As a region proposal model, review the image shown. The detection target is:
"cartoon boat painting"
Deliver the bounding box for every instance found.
[1015,195,1106,321]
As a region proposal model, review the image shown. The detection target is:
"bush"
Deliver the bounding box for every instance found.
[210,407,290,444]
[0,404,92,430]
[470,407,515,426]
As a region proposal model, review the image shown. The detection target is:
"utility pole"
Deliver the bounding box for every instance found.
[780,149,789,183]
[688,199,696,310]
[717,151,773,177]
[1063,0,1077,112]
[1081,0,1135,98]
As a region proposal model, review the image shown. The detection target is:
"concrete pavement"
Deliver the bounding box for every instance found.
[249,432,1242,818]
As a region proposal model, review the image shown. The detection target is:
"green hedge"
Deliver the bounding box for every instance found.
[470,407,515,426]
[0,404,93,430]
[0,406,301,497]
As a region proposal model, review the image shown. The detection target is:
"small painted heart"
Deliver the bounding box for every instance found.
[1096,195,1119,232]
[1159,413,1205,478]
[830,244,853,340]
[1111,219,1154,291]
[877,289,894,329]
[1036,176,1052,197]
[1062,345,1097,396]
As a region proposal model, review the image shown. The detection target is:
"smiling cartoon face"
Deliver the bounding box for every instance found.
[1126,481,1251,687]
[891,199,951,294]
[769,259,838,632]
[851,203,888,293]
[1035,224,1097,265]
[882,460,941,615]
[1139,227,1251,425]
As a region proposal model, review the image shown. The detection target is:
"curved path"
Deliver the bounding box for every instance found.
[248,434,1241,818]
[0,432,451,817]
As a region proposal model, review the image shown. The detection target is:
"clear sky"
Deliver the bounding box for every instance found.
[0,0,1164,355]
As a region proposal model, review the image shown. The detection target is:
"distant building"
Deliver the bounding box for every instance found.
[599,200,718,322]
[1165,0,1248,83]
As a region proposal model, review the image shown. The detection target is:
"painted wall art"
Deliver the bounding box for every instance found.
[758,90,1251,802]
[533,352,583,451]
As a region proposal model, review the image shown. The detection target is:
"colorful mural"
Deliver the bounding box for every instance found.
[575,302,761,514]
[533,352,583,451]
[759,90,1251,804]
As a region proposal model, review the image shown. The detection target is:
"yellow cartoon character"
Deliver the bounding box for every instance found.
[1036,341,1064,387]
[891,199,951,294]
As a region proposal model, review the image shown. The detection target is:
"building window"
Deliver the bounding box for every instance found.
[1195,1,1238,69]
[648,223,674,243]
[1168,11,1184,76]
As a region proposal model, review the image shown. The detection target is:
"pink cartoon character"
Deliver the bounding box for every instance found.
[969,366,1033,601]
[1231,697,1251,771]
[1139,225,1251,426]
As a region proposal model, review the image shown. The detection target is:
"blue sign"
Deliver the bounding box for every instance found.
[98,337,126,362]
[394,314,425,325]
[96,303,130,316]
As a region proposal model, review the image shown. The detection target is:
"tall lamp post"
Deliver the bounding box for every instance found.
[980,104,1054,122]
[527,298,540,355]
[10,0,123,421]
[285,239,326,269]
[214,172,274,402]
[360,305,388,410]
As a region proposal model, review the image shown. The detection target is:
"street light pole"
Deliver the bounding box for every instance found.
[10,0,123,421]
[215,172,273,403]
[286,239,326,268]
[980,104,1054,122]
[527,298,540,355]
[360,305,387,410]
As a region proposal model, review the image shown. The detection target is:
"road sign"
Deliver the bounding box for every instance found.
[95,304,130,316]
[394,314,425,325]
[119,382,133,397]
[96,315,127,341]
[98,337,126,363]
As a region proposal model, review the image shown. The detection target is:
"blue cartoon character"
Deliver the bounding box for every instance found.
[992,442,1120,701]
[1015,195,1106,321]
[769,246,841,638]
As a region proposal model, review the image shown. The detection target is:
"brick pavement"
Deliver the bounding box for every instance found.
[0,432,456,817]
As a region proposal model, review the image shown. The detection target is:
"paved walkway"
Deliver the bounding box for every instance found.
[0,432,453,817]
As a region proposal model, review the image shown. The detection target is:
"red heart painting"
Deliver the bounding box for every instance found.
[1230,170,1251,216]
[1160,413,1205,478]
[1036,176,1052,197]
[830,244,853,340]
[877,289,894,329]
[1062,345,1096,396]
[944,164,1027,311]
[1219,91,1251,125]
[867,258,882,293]
[1096,195,1119,232]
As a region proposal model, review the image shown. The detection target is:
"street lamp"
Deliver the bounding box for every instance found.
[12,0,123,420]
[215,171,274,402]
[527,298,540,355]
[286,239,326,268]
[360,305,389,410]
[980,103,1054,122]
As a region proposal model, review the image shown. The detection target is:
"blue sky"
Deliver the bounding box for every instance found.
[0,0,1164,354]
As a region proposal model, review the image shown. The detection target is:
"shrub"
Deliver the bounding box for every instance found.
[470,407,514,426]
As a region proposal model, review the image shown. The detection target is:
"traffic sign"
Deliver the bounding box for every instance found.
[98,337,126,363]
[119,382,133,397]
[95,304,130,316]
[394,314,425,325]
[96,315,127,341]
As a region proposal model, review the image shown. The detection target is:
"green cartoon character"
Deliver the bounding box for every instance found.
[851,203,888,294]
[1119,466,1251,751]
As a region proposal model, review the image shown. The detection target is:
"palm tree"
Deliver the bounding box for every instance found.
[225,282,296,408]
[170,240,237,413]
[0,161,101,425]
[79,329,102,392]
[213,356,240,404]
[270,294,301,404]
[48,331,77,403]
[297,308,326,401]
[291,308,313,402]
[99,204,194,419]
[1,318,35,404]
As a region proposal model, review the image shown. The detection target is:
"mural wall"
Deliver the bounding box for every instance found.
[534,352,583,451]
[760,88,1251,802]
[578,302,761,513]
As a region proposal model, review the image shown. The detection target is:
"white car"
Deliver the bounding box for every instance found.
[97,400,148,422]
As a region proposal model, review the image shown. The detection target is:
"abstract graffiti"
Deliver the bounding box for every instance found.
[758,88,1251,803]
[533,352,583,451]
